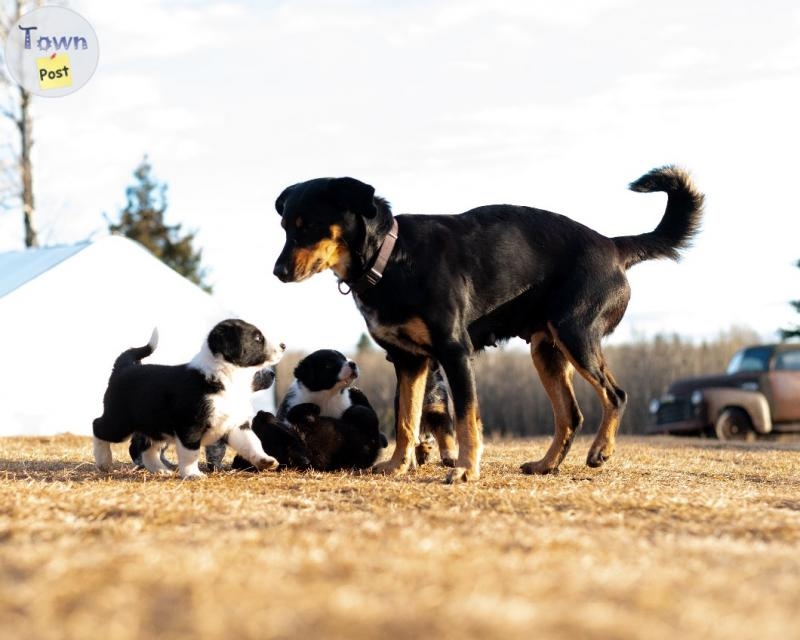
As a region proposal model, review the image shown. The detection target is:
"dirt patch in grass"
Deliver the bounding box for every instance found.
[1,435,799,639]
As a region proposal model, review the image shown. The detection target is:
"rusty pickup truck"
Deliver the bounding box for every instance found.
[648,343,800,440]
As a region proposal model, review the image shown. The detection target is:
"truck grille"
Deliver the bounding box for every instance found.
[656,400,695,425]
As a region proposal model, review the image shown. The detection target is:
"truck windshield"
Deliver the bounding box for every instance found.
[726,346,773,374]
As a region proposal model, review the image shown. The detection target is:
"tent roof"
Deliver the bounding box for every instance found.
[0,241,90,299]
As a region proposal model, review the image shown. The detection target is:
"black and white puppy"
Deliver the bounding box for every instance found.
[277,349,360,420]
[236,349,387,471]
[286,402,387,470]
[93,319,285,479]
[128,367,278,472]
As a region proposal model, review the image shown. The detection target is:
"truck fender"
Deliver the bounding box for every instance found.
[702,388,772,434]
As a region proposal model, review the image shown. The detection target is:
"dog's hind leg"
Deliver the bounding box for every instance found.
[93,437,114,472]
[438,343,483,483]
[92,417,117,471]
[521,332,583,475]
[548,322,627,469]
[373,353,429,477]
[140,439,173,475]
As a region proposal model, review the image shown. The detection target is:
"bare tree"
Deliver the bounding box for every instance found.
[1,0,45,248]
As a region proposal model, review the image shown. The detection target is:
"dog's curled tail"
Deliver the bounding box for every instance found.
[111,328,159,376]
[613,165,704,270]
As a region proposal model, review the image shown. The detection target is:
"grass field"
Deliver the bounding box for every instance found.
[1,435,799,640]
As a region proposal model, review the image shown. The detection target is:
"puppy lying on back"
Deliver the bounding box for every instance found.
[93,319,285,479]
[235,349,387,471]
[230,410,312,471]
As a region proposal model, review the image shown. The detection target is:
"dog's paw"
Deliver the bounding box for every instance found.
[441,456,457,468]
[254,456,279,471]
[372,459,410,477]
[444,466,480,484]
[586,439,614,468]
[180,469,206,480]
[586,449,612,468]
[95,462,113,473]
[520,459,560,475]
[415,439,434,466]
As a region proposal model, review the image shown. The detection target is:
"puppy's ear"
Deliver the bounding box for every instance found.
[293,356,311,383]
[275,185,296,216]
[207,321,241,361]
[330,177,377,219]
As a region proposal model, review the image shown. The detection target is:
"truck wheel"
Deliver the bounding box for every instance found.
[715,408,756,442]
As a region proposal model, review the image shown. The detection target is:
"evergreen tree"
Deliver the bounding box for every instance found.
[108,156,212,292]
[781,259,800,340]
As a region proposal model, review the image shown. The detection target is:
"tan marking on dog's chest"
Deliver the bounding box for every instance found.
[359,307,432,354]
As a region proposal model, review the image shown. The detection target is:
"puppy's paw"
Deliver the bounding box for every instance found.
[372,459,410,477]
[444,465,480,484]
[180,469,206,480]
[441,456,457,468]
[93,439,113,472]
[254,456,279,471]
[520,459,560,475]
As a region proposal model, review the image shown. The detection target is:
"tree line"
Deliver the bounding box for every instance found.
[274,327,762,438]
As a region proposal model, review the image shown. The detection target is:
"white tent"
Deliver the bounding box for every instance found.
[0,236,274,436]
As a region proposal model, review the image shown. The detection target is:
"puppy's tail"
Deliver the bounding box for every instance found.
[111,328,159,376]
[613,165,704,270]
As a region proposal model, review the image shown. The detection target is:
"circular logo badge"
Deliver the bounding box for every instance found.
[4,6,99,98]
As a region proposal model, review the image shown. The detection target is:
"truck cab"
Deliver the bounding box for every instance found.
[648,343,800,440]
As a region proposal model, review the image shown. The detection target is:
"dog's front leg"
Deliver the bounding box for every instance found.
[438,344,483,483]
[175,440,205,479]
[227,424,279,471]
[373,353,428,477]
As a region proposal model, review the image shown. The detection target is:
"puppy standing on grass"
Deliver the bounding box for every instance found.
[93,319,285,479]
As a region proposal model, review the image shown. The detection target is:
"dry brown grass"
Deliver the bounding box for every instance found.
[1,435,799,640]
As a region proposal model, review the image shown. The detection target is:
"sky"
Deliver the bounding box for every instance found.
[2,0,799,353]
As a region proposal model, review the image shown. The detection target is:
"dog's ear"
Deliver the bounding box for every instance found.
[207,321,241,361]
[275,185,296,216]
[293,357,311,383]
[329,177,377,219]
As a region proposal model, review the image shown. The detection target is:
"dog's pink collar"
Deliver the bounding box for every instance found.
[338,217,398,296]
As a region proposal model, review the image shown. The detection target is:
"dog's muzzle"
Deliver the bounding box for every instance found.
[273,261,291,283]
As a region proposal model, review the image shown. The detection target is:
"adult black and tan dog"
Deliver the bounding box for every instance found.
[272,167,704,482]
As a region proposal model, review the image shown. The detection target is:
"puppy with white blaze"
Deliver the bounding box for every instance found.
[93,318,285,479]
[277,349,360,420]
